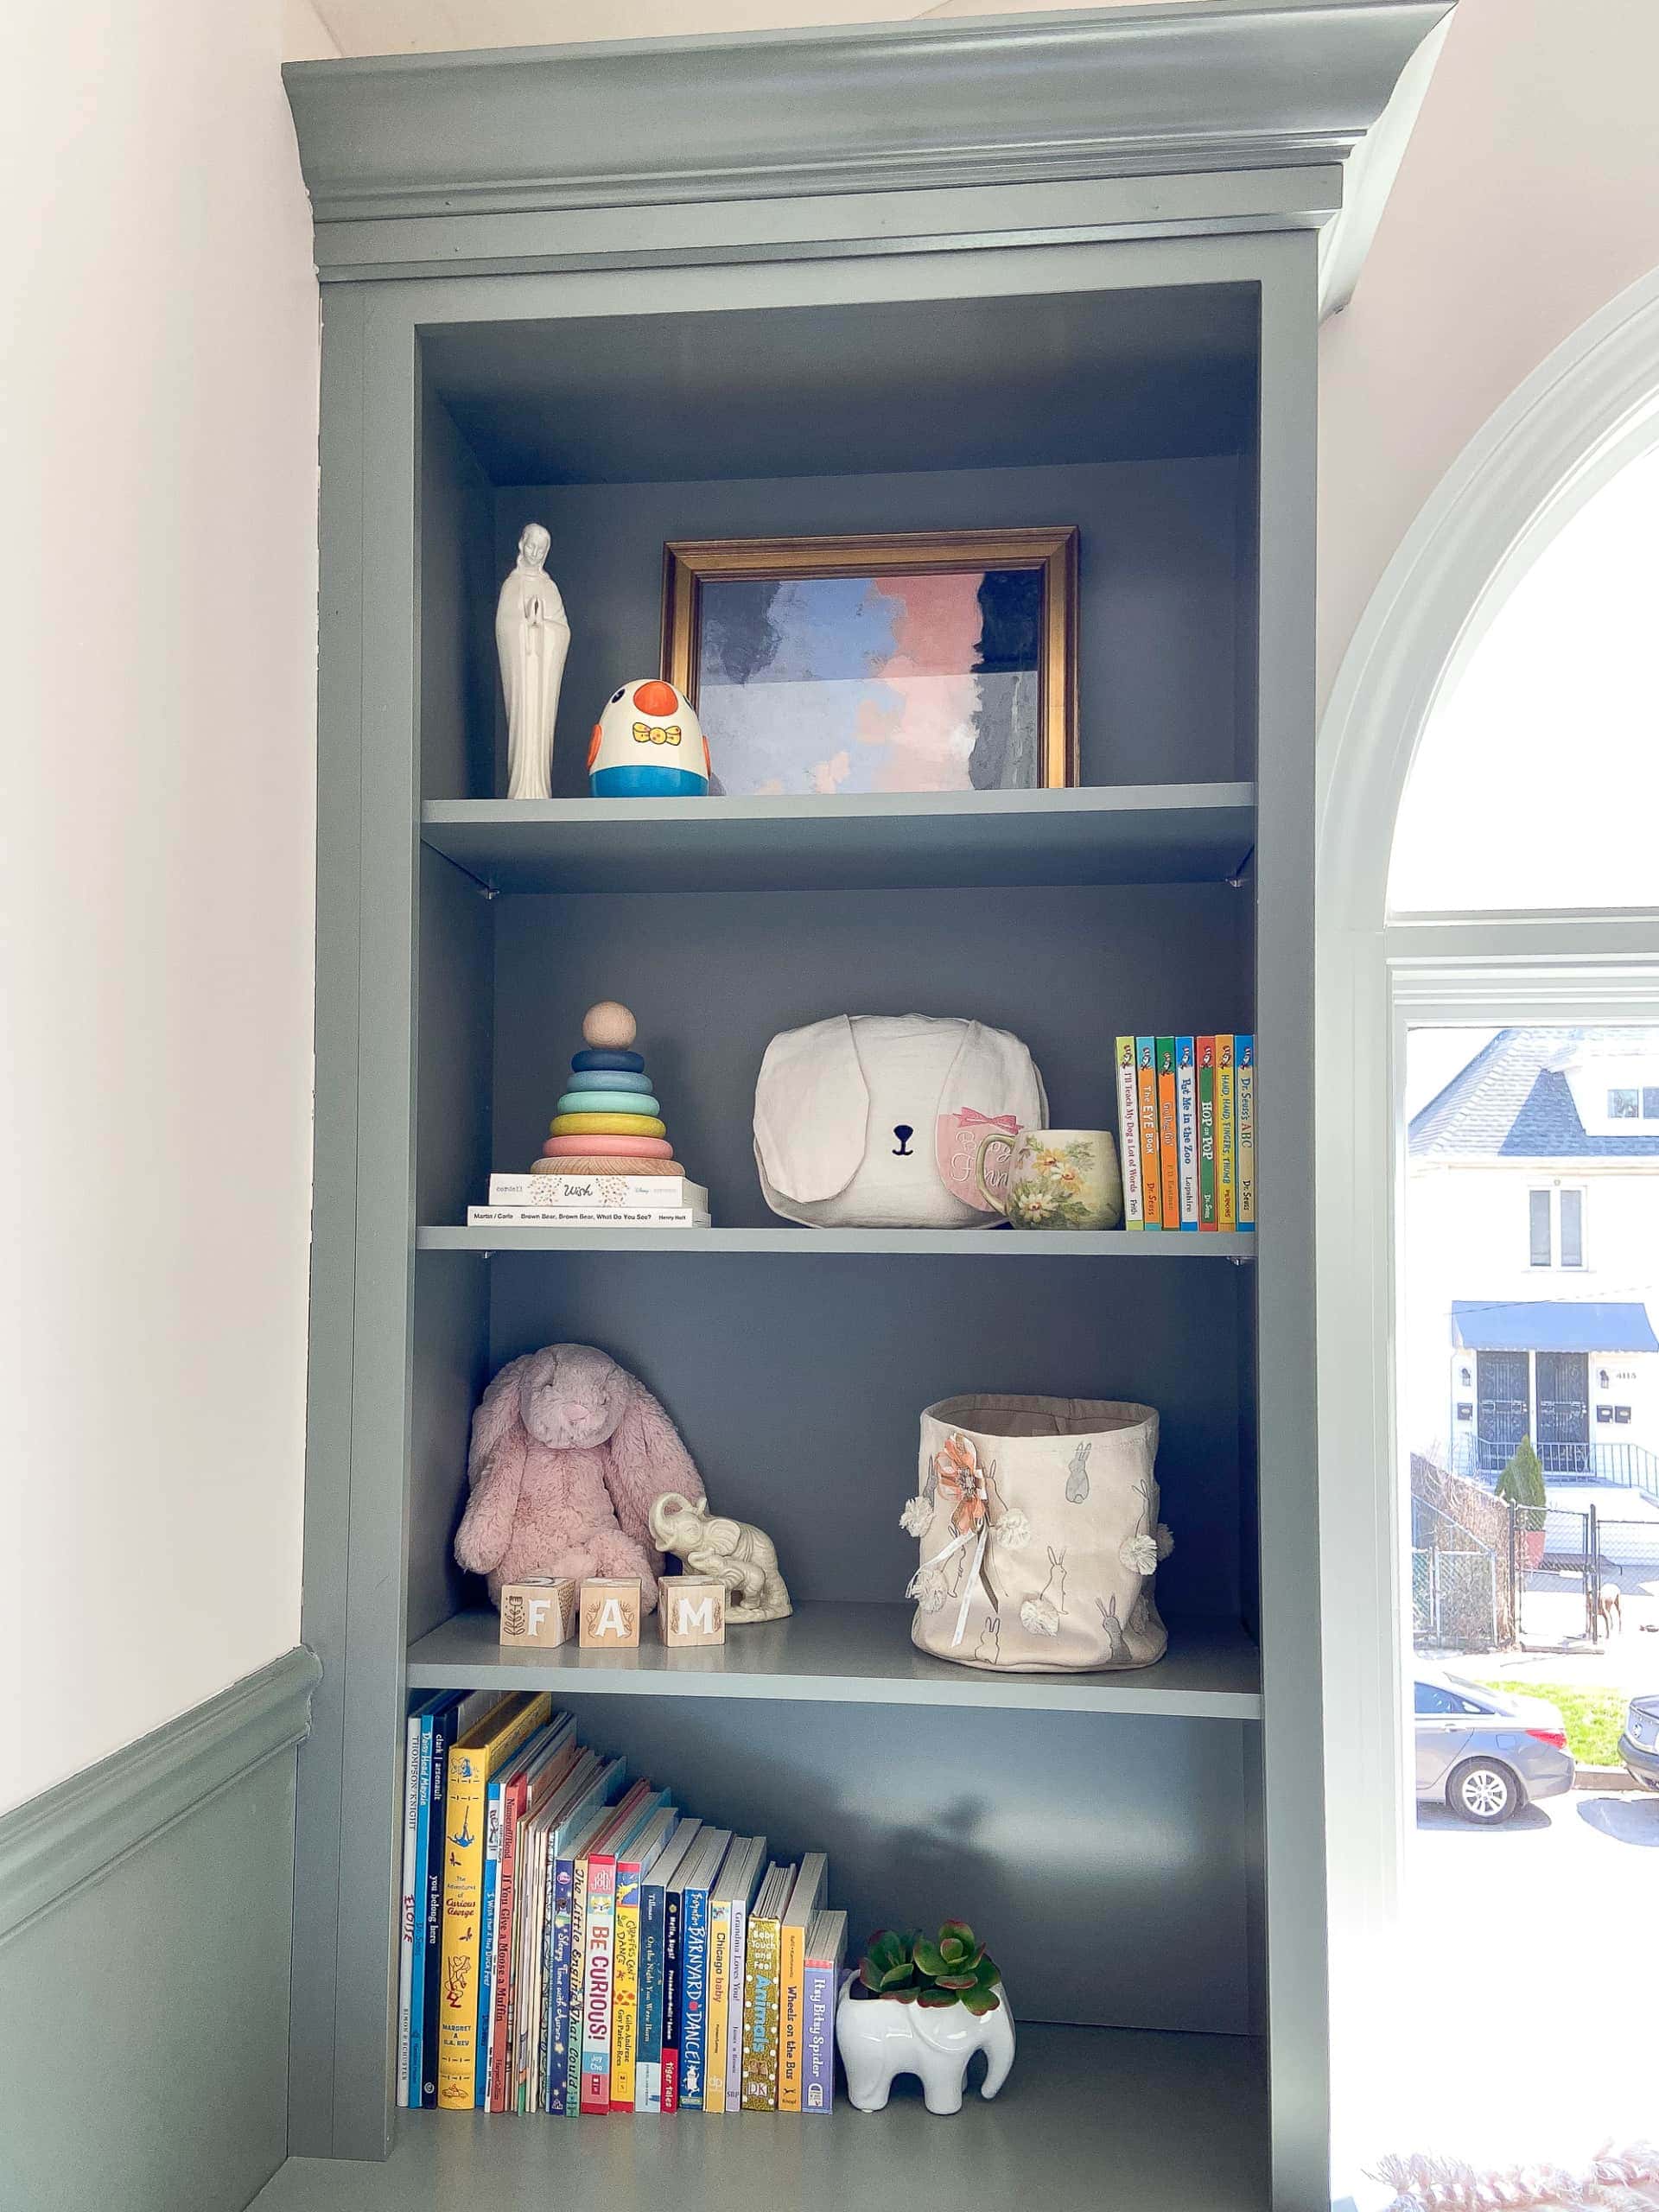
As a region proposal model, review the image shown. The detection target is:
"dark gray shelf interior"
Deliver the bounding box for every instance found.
[422,283,1260,486]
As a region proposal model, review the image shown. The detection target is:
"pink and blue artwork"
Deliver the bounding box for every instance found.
[696,567,1046,797]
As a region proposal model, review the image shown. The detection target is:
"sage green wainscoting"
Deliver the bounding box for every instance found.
[0,1648,320,2212]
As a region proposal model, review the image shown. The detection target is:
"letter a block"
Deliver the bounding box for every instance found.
[499,1577,579,1649]
[657,1575,726,1647]
[579,1576,642,1649]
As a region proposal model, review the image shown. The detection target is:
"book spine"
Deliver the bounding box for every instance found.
[489,1174,705,1208]
[725,1907,747,2113]
[1135,1039,1163,1229]
[564,1856,590,2117]
[777,1918,808,2112]
[610,1865,643,2112]
[740,1918,780,2112]
[1155,1038,1179,1232]
[679,1885,711,2108]
[579,1859,617,2113]
[702,1901,731,2113]
[1198,1035,1217,1230]
[1217,1036,1236,1230]
[544,1855,575,2116]
[1236,1036,1256,1230]
[579,1858,619,2114]
[396,1714,423,2107]
[802,1964,836,2113]
[661,1894,683,2113]
[419,1707,454,2107]
[474,1783,503,2107]
[1115,1037,1143,1229]
[514,1830,541,2112]
[637,1885,664,2113]
[486,1777,524,2112]
[437,1747,488,2107]
[467,1207,709,1228]
[1174,1037,1198,1229]
[409,1714,435,2106]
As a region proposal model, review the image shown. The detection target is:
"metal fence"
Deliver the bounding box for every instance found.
[1412,1546,1500,1649]
[1451,1434,1659,1501]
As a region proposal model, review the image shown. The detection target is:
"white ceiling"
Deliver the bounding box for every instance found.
[294,0,1178,60]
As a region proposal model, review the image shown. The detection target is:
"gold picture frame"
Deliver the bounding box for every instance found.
[661,526,1079,795]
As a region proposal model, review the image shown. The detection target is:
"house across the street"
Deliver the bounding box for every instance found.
[1405,1027,1659,1497]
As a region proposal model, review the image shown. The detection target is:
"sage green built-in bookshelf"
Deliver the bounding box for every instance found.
[275,8,1452,2208]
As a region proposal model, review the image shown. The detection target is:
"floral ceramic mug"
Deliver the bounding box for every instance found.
[972,1127,1123,1230]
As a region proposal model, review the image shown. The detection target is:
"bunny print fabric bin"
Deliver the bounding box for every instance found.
[906,1395,1170,1672]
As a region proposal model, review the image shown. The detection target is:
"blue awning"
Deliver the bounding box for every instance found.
[1452,1300,1659,1354]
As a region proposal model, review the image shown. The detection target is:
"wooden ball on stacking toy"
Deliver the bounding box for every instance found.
[583,1001,637,1051]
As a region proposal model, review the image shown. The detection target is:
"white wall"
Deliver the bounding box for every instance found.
[0,1,319,1810]
[1319,0,1659,706]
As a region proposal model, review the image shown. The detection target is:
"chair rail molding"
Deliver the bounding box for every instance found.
[0,1645,322,1943]
[1314,261,1659,2187]
[283,0,1453,283]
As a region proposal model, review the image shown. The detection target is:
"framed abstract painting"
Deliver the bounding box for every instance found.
[661,527,1078,797]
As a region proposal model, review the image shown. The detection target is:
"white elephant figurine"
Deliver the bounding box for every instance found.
[835,1985,1015,2114]
[646,1490,791,1623]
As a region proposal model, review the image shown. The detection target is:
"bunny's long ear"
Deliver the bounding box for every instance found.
[753,1016,868,1212]
[935,1021,1047,1173]
[454,1357,534,1578]
[607,1375,705,1547]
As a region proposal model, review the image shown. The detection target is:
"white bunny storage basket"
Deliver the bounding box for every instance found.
[753,1014,1046,1230]
[906,1395,1170,1673]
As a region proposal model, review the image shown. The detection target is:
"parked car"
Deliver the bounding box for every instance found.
[1414,1669,1576,1823]
[1618,1693,1659,1793]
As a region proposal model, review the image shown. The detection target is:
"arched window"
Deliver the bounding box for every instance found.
[1319,274,1659,2199]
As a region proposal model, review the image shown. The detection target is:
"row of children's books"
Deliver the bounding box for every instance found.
[397,1690,848,2117]
[1113,1034,1255,1232]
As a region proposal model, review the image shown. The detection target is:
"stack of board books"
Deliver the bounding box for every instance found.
[467,1172,710,1231]
[1113,1033,1256,1233]
[398,1691,849,2117]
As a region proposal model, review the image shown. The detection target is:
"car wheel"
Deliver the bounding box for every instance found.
[1446,1758,1522,1825]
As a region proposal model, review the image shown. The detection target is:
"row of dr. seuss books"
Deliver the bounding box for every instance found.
[1113,1035,1255,1232]
[397,1691,847,2117]
[467,1174,710,1230]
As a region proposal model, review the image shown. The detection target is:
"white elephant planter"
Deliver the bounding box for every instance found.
[835,1986,1015,2114]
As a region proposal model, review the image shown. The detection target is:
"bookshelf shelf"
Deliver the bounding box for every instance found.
[406,1604,1263,1718]
[417,1225,1259,1258]
[421,785,1257,898]
[251,2023,1267,2212]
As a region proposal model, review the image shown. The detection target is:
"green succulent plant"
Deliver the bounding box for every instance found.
[855,1921,1001,2016]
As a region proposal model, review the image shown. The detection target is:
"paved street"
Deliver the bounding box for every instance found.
[1393,1787,1659,2167]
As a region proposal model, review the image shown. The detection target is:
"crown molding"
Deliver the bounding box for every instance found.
[284,0,1453,281]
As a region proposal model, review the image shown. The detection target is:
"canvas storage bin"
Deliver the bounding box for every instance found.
[906,1395,1170,1673]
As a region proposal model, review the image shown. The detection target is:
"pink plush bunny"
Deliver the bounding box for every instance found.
[454,1344,704,1612]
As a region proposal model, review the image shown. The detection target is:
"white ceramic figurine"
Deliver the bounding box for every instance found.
[646,1491,791,1622]
[588,677,710,797]
[496,522,571,801]
[835,1984,1016,2115]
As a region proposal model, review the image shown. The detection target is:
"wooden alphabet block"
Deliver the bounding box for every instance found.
[499,1578,579,1649]
[579,1576,642,1649]
[657,1575,726,1647]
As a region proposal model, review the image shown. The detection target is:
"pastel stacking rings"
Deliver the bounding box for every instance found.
[543,1134,674,1159]
[564,1068,653,1095]
[550,1110,667,1139]
[554,1090,660,1118]
[571,1048,645,1074]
